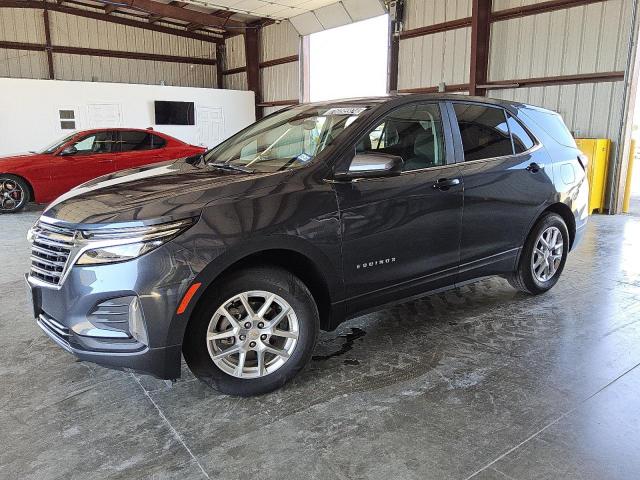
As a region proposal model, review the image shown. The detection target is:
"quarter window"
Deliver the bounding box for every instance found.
[151,134,166,148]
[357,103,445,172]
[453,104,512,161]
[506,113,535,153]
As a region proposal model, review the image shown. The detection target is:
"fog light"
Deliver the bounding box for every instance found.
[128,297,148,346]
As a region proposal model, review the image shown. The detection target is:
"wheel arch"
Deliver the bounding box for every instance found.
[174,240,341,347]
[542,202,576,248]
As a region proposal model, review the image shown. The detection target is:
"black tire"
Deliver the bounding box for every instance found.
[508,212,569,295]
[183,266,319,396]
[0,174,30,213]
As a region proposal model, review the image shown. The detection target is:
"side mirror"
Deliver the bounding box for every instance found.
[185,153,204,165]
[59,145,77,156]
[336,153,404,180]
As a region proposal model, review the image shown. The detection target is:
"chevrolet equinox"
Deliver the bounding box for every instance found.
[26,95,588,396]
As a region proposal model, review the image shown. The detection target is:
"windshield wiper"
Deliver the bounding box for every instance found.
[208,163,255,174]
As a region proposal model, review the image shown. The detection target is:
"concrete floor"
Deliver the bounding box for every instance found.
[2,205,640,480]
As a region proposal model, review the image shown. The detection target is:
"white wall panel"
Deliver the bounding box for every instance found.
[403,0,472,30]
[0,77,255,155]
[398,28,471,89]
[262,62,299,101]
[261,21,299,62]
[489,81,625,139]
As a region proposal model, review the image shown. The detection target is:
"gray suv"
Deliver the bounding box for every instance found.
[26,95,588,396]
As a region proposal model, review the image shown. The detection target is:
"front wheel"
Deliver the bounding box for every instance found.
[509,212,569,295]
[0,175,30,213]
[183,266,319,396]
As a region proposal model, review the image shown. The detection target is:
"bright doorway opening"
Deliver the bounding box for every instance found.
[308,15,389,102]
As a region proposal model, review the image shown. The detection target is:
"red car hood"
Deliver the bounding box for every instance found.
[0,152,47,165]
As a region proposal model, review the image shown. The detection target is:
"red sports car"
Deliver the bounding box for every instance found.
[0,128,205,213]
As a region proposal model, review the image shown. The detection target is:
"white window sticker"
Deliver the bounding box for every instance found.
[324,107,367,116]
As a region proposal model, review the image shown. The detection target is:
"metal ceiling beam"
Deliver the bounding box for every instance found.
[0,39,216,64]
[491,0,608,21]
[398,83,471,94]
[0,0,223,43]
[399,17,472,40]
[111,0,245,29]
[220,54,299,75]
[397,71,625,94]
[482,71,625,88]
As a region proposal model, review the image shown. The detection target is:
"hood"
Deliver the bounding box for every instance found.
[0,152,41,163]
[43,158,289,227]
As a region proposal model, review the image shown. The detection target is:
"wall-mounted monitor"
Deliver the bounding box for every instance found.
[154,101,195,125]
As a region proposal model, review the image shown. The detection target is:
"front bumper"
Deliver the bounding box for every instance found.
[27,243,197,379]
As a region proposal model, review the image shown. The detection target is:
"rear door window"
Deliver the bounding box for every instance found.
[119,131,154,151]
[453,104,512,161]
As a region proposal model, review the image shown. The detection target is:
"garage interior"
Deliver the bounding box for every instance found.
[2,0,640,479]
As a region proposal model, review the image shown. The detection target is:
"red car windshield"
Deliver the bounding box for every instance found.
[39,133,78,154]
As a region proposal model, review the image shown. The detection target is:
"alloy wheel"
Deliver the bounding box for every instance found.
[531,226,564,282]
[0,178,24,212]
[206,290,299,379]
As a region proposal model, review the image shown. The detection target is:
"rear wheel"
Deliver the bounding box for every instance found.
[183,266,319,396]
[509,212,569,295]
[0,175,30,213]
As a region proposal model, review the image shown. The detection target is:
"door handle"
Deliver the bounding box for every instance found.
[526,162,543,173]
[432,178,461,191]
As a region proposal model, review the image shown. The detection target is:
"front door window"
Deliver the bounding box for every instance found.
[357,103,446,172]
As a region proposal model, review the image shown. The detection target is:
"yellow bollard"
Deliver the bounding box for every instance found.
[622,139,636,213]
[575,138,611,214]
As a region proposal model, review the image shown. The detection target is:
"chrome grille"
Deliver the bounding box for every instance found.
[29,221,76,286]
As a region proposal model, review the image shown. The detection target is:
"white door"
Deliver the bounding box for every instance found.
[87,103,123,128]
[196,106,225,149]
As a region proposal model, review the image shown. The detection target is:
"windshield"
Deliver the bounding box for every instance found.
[40,132,78,154]
[204,104,370,173]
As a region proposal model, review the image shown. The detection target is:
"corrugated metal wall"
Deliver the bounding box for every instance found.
[223,34,247,90]
[488,0,635,140]
[260,21,300,103]
[0,7,218,87]
[0,8,48,79]
[398,0,471,90]
[397,0,636,142]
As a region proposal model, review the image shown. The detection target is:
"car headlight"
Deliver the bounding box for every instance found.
[76,218,195,266]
